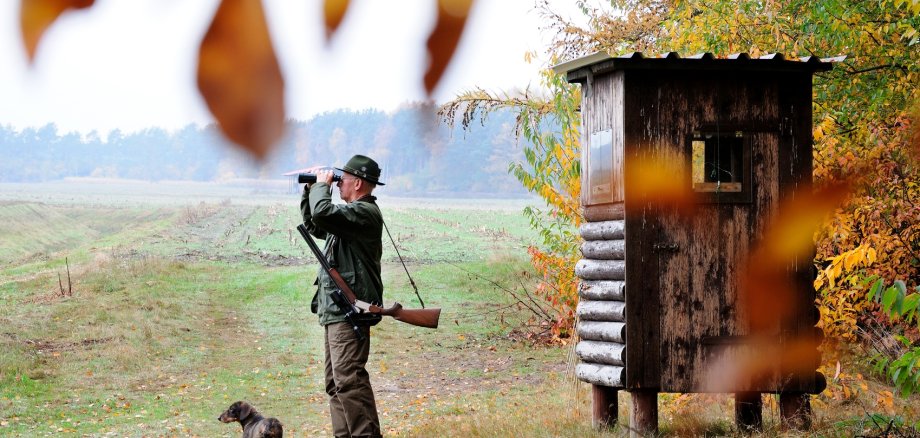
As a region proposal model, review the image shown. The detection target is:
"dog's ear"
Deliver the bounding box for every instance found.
[238,401,252,421]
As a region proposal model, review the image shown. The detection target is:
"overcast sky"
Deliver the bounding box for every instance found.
[0,0,589,136]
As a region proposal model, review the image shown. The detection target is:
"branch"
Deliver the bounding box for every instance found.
[437,86,554,140]
[447,261,561,324]
[845,64,906,75]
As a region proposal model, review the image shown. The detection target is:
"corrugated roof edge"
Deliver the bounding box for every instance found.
[551,51,846,76]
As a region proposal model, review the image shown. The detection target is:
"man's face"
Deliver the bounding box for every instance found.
[337,174,360,202]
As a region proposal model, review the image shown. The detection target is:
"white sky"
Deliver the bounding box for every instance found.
[0,0,588,136]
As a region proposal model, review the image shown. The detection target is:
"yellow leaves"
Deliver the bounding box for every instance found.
[323,0,351,42]
[812,242,881,341]
[553,143,575,164]
[19,0,94,62]
[424,0,476,95]
[844,247,863,270]
[877,389,895,412]
[819,361,872,401]
[814,244,877,291]
[813,116,836,143]
[197,0,285,161]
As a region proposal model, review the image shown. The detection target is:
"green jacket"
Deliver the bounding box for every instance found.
[300,182,384,326]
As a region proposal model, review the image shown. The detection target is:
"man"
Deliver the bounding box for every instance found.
[300,154,385,438]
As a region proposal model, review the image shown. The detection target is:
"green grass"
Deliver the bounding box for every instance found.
[2,185,918,437]
[0,192,554,436]
[0,257,323,435]
[0,254,550,435]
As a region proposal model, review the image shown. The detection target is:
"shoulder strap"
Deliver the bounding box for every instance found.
[382,219,426,309]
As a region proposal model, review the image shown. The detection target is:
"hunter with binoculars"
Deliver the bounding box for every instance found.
[298,154,439,438]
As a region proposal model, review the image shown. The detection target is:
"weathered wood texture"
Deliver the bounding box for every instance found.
[576,160,628,390]
[629,390,659,438]
[580,219,625,240]
[578,321,626,343]
[576,340,626,366]
[575,60,821,396]
[581,71,625,207]
[584,203,625,221]
[575,259,626,280]
[581,240,626,260]
[579,280,625,301]
[576,363,625,387]
[621,69,819,393]
[577,300,625,321]
[592,385,619,428]
[623,69,661,390]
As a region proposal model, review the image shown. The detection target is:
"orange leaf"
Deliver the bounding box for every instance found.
[762,183,850,261]
[742,182,850,331]
[197,0,285,160]
[20,0,94,62]
[323,0,350,42]
[424,0,475,95]
[624,152,695,212]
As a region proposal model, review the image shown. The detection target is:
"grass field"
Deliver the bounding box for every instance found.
[1,181,918,437]
[0,181,575,437]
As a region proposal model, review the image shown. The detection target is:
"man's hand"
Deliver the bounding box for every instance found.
[315,169,335,185]
[303,165,333,188]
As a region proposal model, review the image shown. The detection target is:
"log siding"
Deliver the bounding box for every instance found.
[576,216,628,388]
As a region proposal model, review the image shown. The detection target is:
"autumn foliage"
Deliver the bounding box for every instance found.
[445,0,919,361]
[440,67,583,337]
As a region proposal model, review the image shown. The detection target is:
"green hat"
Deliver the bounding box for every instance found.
[336,154,385,186]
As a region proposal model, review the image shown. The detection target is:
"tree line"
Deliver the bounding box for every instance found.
[0,105,537,197]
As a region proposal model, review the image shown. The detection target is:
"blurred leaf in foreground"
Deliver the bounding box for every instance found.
[322,0,350,43]
[424,0,475,95]
[743,183,850,331]
[20,0,94,62]
[197,0,285,160]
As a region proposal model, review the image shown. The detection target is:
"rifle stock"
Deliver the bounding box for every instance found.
[373,303,440,329]
[297,224,441,329]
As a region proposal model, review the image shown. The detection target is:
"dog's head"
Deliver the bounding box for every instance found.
[218,400,254,424]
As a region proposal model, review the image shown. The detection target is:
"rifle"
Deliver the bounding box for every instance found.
[296,224,441,337]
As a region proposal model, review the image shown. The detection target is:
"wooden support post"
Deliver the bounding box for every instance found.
[628,390,657,437]
[779,392,812,431]
[592,384,618,428]
[734,392,762,433]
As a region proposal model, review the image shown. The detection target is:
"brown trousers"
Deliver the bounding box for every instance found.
[324,322,381,438]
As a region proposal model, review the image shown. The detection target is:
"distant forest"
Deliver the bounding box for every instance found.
[0,105,540,197]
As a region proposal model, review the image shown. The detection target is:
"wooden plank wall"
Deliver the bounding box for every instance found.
[581,70,625,205]
[574,71,629,388]
[778,73,822,392]
[622,70,817,393]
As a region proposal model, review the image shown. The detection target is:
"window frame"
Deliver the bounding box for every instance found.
[687,129,753,204]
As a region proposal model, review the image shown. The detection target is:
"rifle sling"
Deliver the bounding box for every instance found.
[382,219,426,309]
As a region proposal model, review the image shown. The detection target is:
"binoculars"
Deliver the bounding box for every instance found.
[298,169,343,184]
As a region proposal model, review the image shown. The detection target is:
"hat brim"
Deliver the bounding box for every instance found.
[335,167,385,186]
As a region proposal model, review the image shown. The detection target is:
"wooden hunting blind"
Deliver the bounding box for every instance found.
[554,52,838,434]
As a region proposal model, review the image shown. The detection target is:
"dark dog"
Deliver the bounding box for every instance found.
[218,401,283,438]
